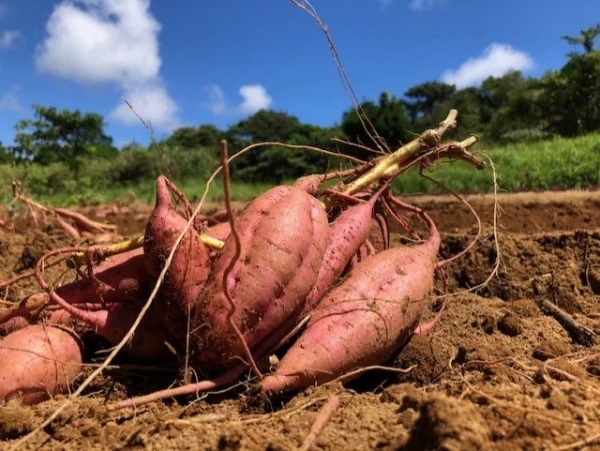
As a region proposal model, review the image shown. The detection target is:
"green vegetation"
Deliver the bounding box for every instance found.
[1,133,598,206]
[0,23,599,205]
[393,133,600,194]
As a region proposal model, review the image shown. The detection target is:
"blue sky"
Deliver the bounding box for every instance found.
[0,0,598,148]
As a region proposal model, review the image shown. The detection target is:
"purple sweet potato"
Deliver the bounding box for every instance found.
[261,214,440,394]
[144,176,211,343]
[0,325,83,405]
[189,185,329,367]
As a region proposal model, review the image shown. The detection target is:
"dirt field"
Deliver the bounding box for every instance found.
[1,190,600,450]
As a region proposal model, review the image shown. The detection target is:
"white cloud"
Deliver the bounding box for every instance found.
[409,0,444,10]
[238,85,273,114]
[35,0,180,130]
[204,84,273,116]
[204,84,227,115]
[0,30,20,48]
[0,85,23,112]
[111,83,180,131]
[441,43,534,88]
[35,1,160,84]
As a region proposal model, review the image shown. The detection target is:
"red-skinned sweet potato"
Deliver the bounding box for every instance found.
[300,185,387,316]
[0,315,30,337]
[55,215,81,240]
[47,309,74,328]
[109,304,309,410]
[189,185,329,368]
[84,304,175,361]
[0,325,83,405]
[6,298,173,362]
[261,212,440,394]
[293,174,323,196]
[143,176,211,344]
[207,209,232,225]
[53,207,108,234]
[0,247,147,327]
[43,298,174,362]
[205,221,231,242]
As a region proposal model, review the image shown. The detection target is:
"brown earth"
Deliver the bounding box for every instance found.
[1,190,600,450]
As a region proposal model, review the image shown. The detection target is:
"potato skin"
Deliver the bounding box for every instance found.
[189,185,330,368]
[300,196,380,316]
[261,223,440,394]
[0,325,83,405]
[0,315,30,337]
[205,222,231,242]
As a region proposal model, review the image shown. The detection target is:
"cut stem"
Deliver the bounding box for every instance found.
[325,110,459,207]
[70,233,224,267]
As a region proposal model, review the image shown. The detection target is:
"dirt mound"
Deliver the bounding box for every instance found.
[1,191,599,450]
[411,189,600,234]
[0,228,74,301]
[440,230,600,313]
[402,394,492,450]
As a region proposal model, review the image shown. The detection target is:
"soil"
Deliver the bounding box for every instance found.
[1,189,600,450]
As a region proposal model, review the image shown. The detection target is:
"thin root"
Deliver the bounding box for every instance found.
[298,395,341,451]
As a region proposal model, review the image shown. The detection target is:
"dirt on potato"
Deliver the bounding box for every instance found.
[1,190,600,451]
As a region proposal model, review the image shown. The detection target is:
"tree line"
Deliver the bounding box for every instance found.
[1,23,599,185]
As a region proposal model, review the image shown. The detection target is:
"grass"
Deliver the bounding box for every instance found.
[1,133,599,208]
[392,132,600,195]
[0,178,277,208]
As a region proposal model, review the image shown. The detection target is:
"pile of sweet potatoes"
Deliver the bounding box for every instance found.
[0,122,484,408]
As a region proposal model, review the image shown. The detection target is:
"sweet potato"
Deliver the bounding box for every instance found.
[81,231,115,245]
[55,215,81,240]
[110,305,308,410]
[0,325,83,405]
[47,309,74,328]
[0,247,147,327]
[261,213,440,394]
[90,304,175,361]
[53,207,109,234]
[205,221,231,242]
[193,210,233,229]
[0,315,30,337]
[207,209,232,225]
[294,174,323,196]
[46,291,174,361]
[143,176,211,343]
[189,185,329,367]
[300,185,387,316]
